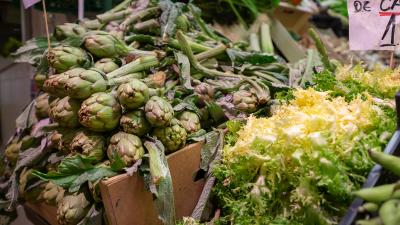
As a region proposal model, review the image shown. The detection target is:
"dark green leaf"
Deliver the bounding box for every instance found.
[205,102,227,124]
[227,49,277,65]
[110,151,126,172]
[32,154,117,192]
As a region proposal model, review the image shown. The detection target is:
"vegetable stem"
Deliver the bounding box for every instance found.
[195,44,227,61]
[308,28,335,72]
[107,56,159,79]
[249,33,261,52]
[260,23,274,54]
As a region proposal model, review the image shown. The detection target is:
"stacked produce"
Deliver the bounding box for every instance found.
[214,88,395,224]
[353,151,400,225]
[0,0,291,224]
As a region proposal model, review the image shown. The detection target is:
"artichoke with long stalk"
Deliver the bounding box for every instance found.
[144,96,174,127]
[49,96,81,128]
[153,119,187,153]
[57,192,91,225]
[78,92,122,132]
[107,132,145,166]
[47,46,90,73]
[120,110,151,136]
[117,79,149,110]
[70,130,106,163]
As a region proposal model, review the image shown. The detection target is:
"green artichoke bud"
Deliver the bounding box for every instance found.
[47,46,90,73]
[83,31,129,58]
[120,110,151,136]
[232,90,258,113]
[50,129,78,153]
[54,23,87,41]
[19,168,45,203]
[70,130,106,163]
[94,58,119,73]
[42,181,65,205]
[194,83,215,105]
[142,71,166,88]
[35,93,50,119]
[78,92,122,132]
[178,111,201,134]
[107,132,145,166]
[34,73,47,89]
[117,79,149,110]
[144,96,174,127]
[5,142,21,165]
[43,68,86,97]
[49,96,81,128]
[57,192,91,225]
[153,120,187,153]
[64,68,108,99]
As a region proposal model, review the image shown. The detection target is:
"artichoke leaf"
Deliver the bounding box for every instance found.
[144,138,176,225]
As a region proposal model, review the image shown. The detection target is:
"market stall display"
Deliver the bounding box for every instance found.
[2,0,400,225]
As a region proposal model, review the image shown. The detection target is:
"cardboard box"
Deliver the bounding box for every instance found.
[24,142,205,225]
[100,142,205,225]
[24,202,58,225]
[273,2,313,35]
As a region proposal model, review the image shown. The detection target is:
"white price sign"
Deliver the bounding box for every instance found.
[348,0,400,50]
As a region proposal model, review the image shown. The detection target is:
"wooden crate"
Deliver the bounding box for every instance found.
[24,142,205,225]
[100,142,205,225]
[273,2,313,35]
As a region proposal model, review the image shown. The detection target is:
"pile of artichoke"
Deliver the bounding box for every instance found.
[0,0,291,224]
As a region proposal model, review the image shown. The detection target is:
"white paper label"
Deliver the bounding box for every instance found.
[348,0,400,50]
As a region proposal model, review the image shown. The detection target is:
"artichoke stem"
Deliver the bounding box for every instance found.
[260,23,274,54]
[120,7,160,31]
[107,55,159,79]
[168,36,211,53]
[134,19,160,31]
[97,8,132,24]
[107,73,144,86]
[195,44,227,61]
[107,0,134,14]
[252,71,287,86]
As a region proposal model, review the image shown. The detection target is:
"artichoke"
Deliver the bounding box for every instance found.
[64,68,108,99]
[42,181,65,205]
[78,92,122,132]
[35,93,50,119]
[47,46,90,73]
[142,71,166,88]
[153,120,187,153]
[107,132,145,166]
[57,193,91,225]
[194,83,215,106]
[83,31,129,58]
[54,23,87,41]
[120,110,151,136]
[50,129,78,153]
[19,168,45,203]
[117,79,149,110]
[178,111,201,134]
[5,142,21,165]
[34,72,47,89]
[232,90,258,113]
[43,68,86,97]
[49,96,81,128]
[94,58,119,73]
[144,96,174,127]
[70,130,106,163]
